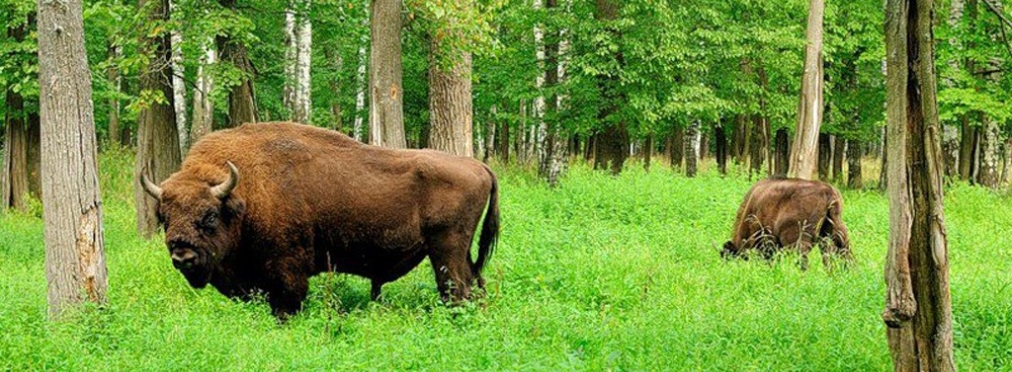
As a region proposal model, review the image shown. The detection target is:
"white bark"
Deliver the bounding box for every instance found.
[354,44,367,142]
[284,7,296,115]
[295,0,312,124]
[534,0,547,169]
[169,0,188,153]
[191,41,216,144]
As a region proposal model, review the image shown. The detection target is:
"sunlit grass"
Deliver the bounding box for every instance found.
[1,151,1009,371]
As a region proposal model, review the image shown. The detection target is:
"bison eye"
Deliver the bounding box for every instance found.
[200,211,219,229]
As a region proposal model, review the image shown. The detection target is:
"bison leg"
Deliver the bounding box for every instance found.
[264,259,311,319]
[428,231,476,303]
[371,281,383,301]
[780,223,815,271]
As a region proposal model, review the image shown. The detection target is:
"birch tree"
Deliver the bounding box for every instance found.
[37,0,109,319]
[169,0,188,153]
[882,0,956,369]
[190,42,215,144]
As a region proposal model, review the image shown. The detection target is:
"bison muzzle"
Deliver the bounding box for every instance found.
[141,122,500,318]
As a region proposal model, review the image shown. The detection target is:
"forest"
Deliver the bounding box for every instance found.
[1,0,1011,370]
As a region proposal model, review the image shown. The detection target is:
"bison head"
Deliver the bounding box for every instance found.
[142,162,246,289]
[721,241,739,259]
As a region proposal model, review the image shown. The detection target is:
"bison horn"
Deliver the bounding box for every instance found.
[210,161,240,199]
[141,174,163,200]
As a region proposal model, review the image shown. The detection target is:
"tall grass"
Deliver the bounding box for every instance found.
[1,151,1009,371]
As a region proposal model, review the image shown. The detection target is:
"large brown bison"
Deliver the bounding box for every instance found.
[141,122,499,317]
[722,178,852,269]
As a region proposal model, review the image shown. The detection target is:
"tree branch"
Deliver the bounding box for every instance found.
[981,0,1012,59]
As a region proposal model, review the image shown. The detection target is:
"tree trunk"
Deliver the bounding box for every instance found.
[483,105,497,163]
[847,139,863,189]
[38,0,109,319]
[217,0,256,127]
[3,89,29,211]
[833,135,845,183]
[325,45,343,131]
[428,14,474,157]
[295,0,312,124]
[788,0,825,180]
[354,44,367,141]
[284,6,296,117]
[1001,137,1012,189]
[699,128,709,161]
[715,124,728,175]
[774,128,790,178]
[978,113,1000,188]
[882,0,955,370]
[107,44,122,147]
[685,121,700,177]
[732,114,748,165]
[369,0,406,147]
[190,41,216,144]
[750,115,769,176]
[643,135,653,172]
[168,0,188,153]
[671,126,684,169]
[818,133,832,180]
[499,119,510,163]
[880,127,888,190]
[136,0,182,238]
[941,0,964,178]
[957,118,977,181]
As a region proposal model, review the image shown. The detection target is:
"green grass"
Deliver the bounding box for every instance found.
[1,151,1010,371]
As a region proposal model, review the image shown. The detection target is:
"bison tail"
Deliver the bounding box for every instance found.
[474,166,500,280]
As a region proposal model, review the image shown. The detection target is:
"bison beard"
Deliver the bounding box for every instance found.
[722,178,852,270]
[142,122,500,318]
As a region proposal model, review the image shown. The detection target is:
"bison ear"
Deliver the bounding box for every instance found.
[223,196,246,221]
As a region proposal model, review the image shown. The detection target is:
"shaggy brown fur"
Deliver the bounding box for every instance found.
[142,122,499,318]
[722,178,851,269]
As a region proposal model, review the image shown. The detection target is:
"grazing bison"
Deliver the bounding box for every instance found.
[722,178,852,269]
[141,122,499,317]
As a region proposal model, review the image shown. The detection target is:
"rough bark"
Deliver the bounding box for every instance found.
[818,133,832,181]
[3,89,29,211]
[685,121,700,177]
[217,0,257,127]
[428,16,474,157]
[168,0,188,153]
[847,139,863,189]
[37,0,109,319]
[715,124,728,175]
[190,41,216,144]
[774,128,790,178]
[976,0,1003,188]
[136,0,182,238]
[833,135,845,183]
[538,0,567,186]
[788,0,825,180]
[369,0,406,147]
[671,126,684,169]
[882,0,956,370]
[957,118,978,181]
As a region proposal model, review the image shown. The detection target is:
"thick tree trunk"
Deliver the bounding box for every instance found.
[882,0,955,370]
[833,135,845,183]
[880,127,888,190]
[135,0,182,238]
[789,0,825,180]
[190,41,216,144]
[818,133,831,180]
[168,0,188,153]
[3,90,29,211]
[217,0,257,127]
[428,18,474,157]
[369,0,406,147]
[295,0,312,124]
[732,114,749,165]
[685,121,700,177]
[847,139,863,189]
[957,118,977,181]
[715,124,728,175]
[38,0,109,319]
[671,126,684,169]
[774,128,790,178]
[107,44,122,147]
[978,114,1000,188]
